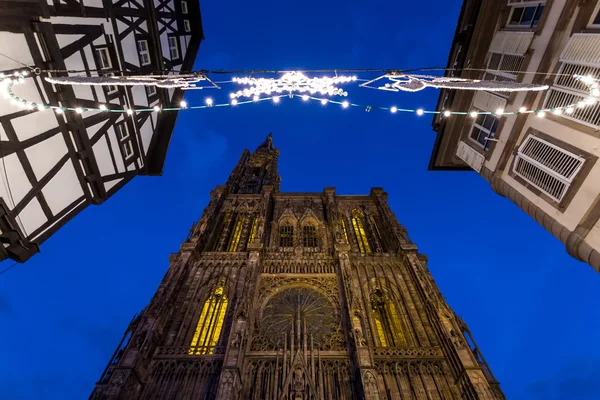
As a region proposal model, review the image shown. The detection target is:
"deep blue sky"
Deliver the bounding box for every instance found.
[2,1,600,399]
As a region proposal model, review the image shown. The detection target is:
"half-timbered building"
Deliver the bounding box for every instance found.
[0,0,203,262]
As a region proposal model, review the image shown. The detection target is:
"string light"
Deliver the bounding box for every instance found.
[1,69,599,122]
[205,97,213,106]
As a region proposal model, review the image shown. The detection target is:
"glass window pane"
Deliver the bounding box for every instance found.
[533,5,544,27]
[475,114,485,126]
[470,127,482,141]
[510,7,524,24]
[520,6,536,26]
[482,115,494,130]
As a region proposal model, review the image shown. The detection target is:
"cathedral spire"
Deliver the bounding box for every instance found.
[226,133,280,194]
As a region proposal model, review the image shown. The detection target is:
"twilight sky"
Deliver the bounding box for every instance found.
[2,1,600,399]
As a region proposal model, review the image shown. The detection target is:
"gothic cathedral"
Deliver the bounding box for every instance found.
[91,134,505,400]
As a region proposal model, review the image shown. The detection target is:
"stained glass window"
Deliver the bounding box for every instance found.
[189,281,228,354]
[248,214,259,245]
[340,213,349,244]
[227,214,246,252]
[372,290,407,347]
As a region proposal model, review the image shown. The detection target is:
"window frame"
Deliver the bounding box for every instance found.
[181,0,188,14]
[279,224,294,248]
[145,84,157,97]
[168,36,180,60]
[507,2,545,28]
[137,39,151,66]
[302,224,318,248]
[95,47,113,70]
[589,1,600,27]
[122,140,134,159]
[184,19,191,32]
[469,113,499,151]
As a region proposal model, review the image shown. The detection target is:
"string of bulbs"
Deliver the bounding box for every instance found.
[1,69,599,119]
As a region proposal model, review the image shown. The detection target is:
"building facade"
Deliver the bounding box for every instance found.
[0,0,202,262]
[430,0,600,272]
[91,134,504,400]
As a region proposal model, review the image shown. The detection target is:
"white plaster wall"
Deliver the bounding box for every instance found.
[501,115,600,232]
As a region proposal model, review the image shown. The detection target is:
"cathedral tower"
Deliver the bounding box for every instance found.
[91,134,505,399]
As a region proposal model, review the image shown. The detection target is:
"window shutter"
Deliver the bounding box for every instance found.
[513,135,585,202]
[456,141,485,172]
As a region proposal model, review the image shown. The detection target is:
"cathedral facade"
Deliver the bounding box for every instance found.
[91,134,504,400]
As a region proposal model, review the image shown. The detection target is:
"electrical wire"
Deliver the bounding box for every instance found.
[0,261,19,276]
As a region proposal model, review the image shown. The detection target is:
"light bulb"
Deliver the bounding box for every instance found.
[566,107,574,114]
[273,96,280,104]
[180,100,187,108]
[443,110,451,117]
[470,111,478,118]
[341,101,349,108]
[416,109,424,116]
[153,105,161,112]
[26,103,34,110]
[553,109,562,115]
[537,111,546,118]
[390,106,397,113]
[585,97,596,105]
[231,99,238,106]
[577,101,586,108]
[126,109,133,115]
[495,108,504,116]
[37,104,45,111]
[302,95,309,101]
[320,99,328,105]
[75,107,83,113]
[55,108,63,114]
[229,93,236,99]
[99,104,107,111]
[519,107,527,113]
[592,88,600,97]
[253,95,259,102]
[206,97,213,106]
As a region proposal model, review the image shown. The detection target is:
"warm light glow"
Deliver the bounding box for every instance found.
[99,104,107,111]
[301,94,309,101]
[537,111,546,118]
[566,107,574,114]
[592,88,599,97]
[519,106,527,113]
[320,99,328,105]
[273,96,280,104]
[577,101,586,108]
[231,99,238,106]
[390,106,397,113]
[470,111,478,118]
[416,108,424,116]
[37,104,45,111]
[75,107,83,113]
[180,100,188,108]
[443,110,451,117]
[153,105,161,112]
[585,97,596,105]
[495,108,504,116]
[342,100,349,108]
[206,97,213,106]
[55,108,63,114]
[553,109,562,115]
[252,95,259,102]
[126,109,133,115]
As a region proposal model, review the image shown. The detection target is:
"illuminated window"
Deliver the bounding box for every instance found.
[189,281,228,354]
[340,213,349,244]
[352,209,372,254]
[248,214,259,245]
[303,224,318,247]
[280,224,294,247]
[372,289,407,347]
[227,214,246,252]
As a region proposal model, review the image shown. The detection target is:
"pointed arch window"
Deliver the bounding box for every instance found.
[340,212,349,244]
[371,289,407,347]
[189,281,228,354]
[227,213,246,252]
[248,213,259,245]
[370,215,385,251]
[280,222,294,247]
[352,209,372,254]
[303,222,318,247]
[211,211,232,251]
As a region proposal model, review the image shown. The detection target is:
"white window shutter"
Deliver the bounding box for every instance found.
[456,141,485,172]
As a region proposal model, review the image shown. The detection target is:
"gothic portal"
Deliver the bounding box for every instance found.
[91,134,505,400]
